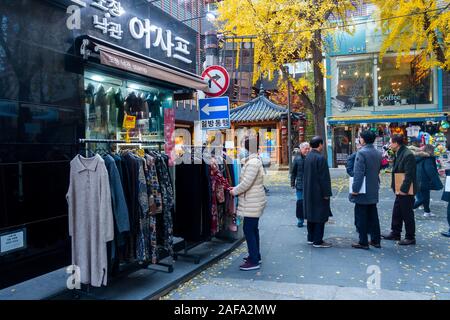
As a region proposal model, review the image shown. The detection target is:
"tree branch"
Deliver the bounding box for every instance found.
[423,10,446,67]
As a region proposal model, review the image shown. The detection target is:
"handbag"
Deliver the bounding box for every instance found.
[424,160,444,191]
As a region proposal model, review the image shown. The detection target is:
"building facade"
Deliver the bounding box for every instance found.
[0,0,207,289]
[325,14,449,167]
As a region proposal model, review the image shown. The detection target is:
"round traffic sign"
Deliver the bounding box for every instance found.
[201,65,230,97]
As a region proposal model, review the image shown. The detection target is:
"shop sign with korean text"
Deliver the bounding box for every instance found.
[65,0,197,73]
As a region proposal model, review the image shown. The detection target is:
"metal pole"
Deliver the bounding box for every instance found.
[286,67,292,172]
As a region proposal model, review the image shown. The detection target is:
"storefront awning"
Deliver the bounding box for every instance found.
[79,37,209,92]
[327,113,448,125]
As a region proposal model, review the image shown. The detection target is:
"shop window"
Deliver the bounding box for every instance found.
[84,71,170,141]
[333,127,353,166]
[378,55,434,107]
[331,57,373,114]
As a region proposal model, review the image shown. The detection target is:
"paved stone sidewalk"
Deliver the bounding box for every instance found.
[163,171,450,300]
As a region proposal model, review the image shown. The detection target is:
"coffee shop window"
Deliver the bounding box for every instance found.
[330,56,374,113]
[377,54,436,108]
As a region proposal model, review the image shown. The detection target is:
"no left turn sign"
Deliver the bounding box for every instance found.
[201,65,230,97]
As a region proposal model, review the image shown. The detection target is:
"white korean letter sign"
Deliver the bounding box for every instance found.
[199,97,230,131]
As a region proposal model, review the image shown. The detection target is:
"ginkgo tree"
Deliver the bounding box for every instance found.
[216,0,356,145]
[371,0,450,72]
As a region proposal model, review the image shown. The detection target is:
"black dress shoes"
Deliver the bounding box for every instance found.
[398,239,416,246]
[381,233,401,241]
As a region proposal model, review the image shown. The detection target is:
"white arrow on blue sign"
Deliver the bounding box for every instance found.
[199,97,230,130]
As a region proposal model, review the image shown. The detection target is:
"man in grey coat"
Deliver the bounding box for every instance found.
[350,130,382,249]
[303,136,332,248]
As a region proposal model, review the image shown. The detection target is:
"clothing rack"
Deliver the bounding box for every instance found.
[71,137,173,300]
[79,136,172,274]
[78,138,164,152]
[173,240,202,264]
[79,138,165,144]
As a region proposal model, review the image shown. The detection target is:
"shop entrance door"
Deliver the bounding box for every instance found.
[333,126,353,167]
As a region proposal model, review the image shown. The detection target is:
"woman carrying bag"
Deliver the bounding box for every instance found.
[230,136,267,271]
[412,144,443,217]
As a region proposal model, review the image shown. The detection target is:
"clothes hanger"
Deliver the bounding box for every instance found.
[79,147,95,157]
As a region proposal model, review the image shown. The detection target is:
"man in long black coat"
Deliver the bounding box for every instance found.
[303,136,333,248]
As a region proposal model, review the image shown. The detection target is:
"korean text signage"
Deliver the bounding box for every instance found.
[100,50,154,78]
[66,0,197,73]
[199,97,230,130]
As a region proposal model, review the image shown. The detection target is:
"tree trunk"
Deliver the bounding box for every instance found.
[311,29,328,159]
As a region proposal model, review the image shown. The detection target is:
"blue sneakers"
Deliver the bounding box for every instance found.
[297,219,304,228]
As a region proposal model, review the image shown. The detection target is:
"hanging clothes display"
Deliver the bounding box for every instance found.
[153,152,175,256]
[210,157,229,235]
[94,85,108,132]
[67,147,175,287]
[118,150,174,263]
[173,149,238,242]
[106,87,118,136]
[66,154,114,287]
[210,154,238,236]
[143,153,161,264]
[136,155,152,262]
[103,154,130,274]
[174,163,206,241]
[85,83,96,135]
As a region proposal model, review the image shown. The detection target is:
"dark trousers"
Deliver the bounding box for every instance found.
[414,190,431,213]
[243,217,261,264]
[296,200,304,220]
[391,195,416,240]
[307,222,325,245]
[447,203,450,230]
[355,204,381,246]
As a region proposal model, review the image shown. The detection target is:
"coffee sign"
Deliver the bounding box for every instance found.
[379,94,401,101]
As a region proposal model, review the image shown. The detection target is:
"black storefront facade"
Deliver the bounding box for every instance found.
[0,0,208,289]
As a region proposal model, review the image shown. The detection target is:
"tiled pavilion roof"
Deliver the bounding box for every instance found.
[230,93,305,123]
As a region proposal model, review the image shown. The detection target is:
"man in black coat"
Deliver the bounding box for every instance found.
[303,136,332,248]
[382,134,417,245]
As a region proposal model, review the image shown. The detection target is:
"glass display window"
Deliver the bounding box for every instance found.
[84,70,172,142]
[330,55,374,114]
[329,53,438,116]
[378,55,435,107]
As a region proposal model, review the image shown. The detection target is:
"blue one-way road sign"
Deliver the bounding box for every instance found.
[199,97,230,130]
